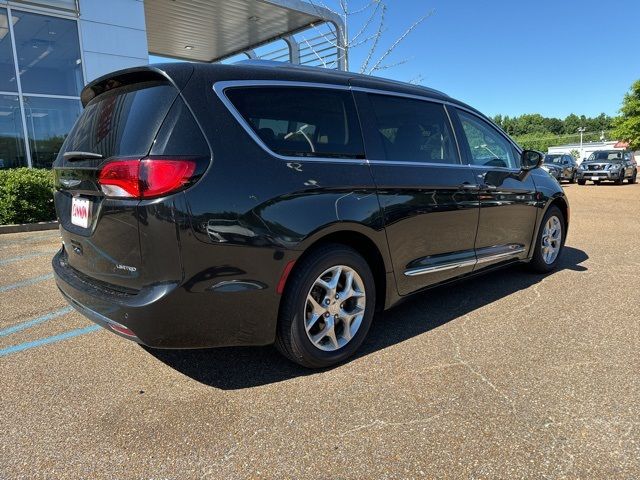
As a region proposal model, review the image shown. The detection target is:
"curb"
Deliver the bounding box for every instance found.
[0,221,59,235]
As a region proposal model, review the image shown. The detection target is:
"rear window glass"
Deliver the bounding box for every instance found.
[224,87,365,159]
[61,81,178,160]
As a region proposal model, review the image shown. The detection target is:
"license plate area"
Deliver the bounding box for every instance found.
[71,197,92,228]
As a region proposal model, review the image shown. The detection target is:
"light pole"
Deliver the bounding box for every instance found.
[578,127,586,161]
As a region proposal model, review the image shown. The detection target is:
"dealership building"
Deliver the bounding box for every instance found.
[0,0,344,169]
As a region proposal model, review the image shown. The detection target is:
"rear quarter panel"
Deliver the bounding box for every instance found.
[174,72,390,345]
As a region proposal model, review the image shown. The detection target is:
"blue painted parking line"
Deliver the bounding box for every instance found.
[0,325,100,357]
[0,306,73,338]
[0,273,54,293]
[0,251,56,266]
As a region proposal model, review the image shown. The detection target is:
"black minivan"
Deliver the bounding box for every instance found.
[52,61,568,368]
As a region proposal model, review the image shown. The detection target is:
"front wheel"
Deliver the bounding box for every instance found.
[577,179,586,185]
[528,206,565,273]
[569,172,577,184]
[275,244,376,368]
[616,171,625,185]
[629,170,637,184]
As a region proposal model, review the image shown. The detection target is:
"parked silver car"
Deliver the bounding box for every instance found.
[577,150,637,185]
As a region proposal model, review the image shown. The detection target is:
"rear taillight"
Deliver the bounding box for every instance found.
[140,159,197,198]
[98,157,197,199]
[98,160,140,198]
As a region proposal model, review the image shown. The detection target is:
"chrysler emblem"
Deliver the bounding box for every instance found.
[60,178,81,188]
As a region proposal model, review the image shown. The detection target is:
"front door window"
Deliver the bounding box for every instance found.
[458,110,518,169]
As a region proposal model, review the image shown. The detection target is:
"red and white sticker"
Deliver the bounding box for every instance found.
[71,197,91,228]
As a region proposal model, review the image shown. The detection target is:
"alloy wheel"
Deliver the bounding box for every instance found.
[541,216,562,264]
[304,265,366,352]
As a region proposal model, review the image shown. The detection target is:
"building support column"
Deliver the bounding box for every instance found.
[283,35,300,64]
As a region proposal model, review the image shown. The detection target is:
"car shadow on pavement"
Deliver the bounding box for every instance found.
[144,246,588,390]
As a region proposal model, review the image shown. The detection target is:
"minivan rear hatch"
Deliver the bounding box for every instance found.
[53,68,191,292]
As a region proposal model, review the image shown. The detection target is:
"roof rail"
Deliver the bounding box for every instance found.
[232,59,449,99]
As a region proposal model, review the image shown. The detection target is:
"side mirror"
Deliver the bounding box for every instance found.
[521,150,544,171]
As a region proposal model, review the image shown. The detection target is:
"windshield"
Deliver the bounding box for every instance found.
[544,155,563,165]
[588,151,624,162]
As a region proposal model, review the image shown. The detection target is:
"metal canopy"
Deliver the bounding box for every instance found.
[144,0,345,67]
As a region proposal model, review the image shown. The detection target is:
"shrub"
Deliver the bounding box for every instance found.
[0,168,56,225]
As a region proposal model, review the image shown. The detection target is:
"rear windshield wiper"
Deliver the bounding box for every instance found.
[63,151,103,162]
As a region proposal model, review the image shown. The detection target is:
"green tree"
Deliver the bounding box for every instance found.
[543,117,564,135]
[491,111,618,151]
[563,114,581,134]
[611,79,640,150]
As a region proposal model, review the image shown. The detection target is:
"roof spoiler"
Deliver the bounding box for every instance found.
[80,64,194,107]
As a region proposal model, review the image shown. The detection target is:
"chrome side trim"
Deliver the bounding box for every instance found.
[214,81,471,169]
[212,79,523,167]
[215,80,351,91]
[448,104,523,154]
[471,164,521,173]
[351,86,448,105]
[350,85,520,153]
[404,258,476,277]
[213,80,366,165]
[367,160,471,169]
[476,246,525,265]
[404,246,526,277]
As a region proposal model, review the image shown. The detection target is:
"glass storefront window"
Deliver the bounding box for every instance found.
[0,8,18,92]
[0,95,27,168]
[0,5,84,169]
[12,10,83,96]
[23,96,80,168]
[11,1,78,12]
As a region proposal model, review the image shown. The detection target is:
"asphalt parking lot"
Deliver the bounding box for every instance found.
[1,183,639,479]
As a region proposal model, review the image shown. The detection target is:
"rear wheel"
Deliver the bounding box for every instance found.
[528,206,565,273]
[275,244,376,368]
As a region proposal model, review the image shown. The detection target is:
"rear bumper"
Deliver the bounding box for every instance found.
[59,288,143,343]
[52,248,279,348]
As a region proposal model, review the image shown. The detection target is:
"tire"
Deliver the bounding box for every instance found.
[629,170,637,184]
[616,171,625,185]
[528,206,565,273]
[275,244,376,368]
[577,179,586,185]
[593,180,601,185]
[569,172,576,184]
